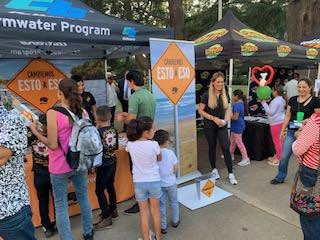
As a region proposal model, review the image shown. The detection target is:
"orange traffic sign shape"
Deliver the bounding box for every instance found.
[7,59,67,113]
[151,42,195,105]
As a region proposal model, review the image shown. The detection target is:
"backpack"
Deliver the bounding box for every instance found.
[54,107,103,171]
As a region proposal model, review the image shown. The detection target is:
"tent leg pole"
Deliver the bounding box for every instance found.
[307,67,311,78]
[247,67,251,99]
[317,62,320,80]
[228,58,234,101]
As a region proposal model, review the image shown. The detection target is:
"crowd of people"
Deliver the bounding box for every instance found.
[0,68,319,240]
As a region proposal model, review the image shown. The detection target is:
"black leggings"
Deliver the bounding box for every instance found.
[204,126,233,173]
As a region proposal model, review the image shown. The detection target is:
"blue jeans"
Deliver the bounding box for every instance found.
[50,171,93,240]
[300,215,320,240]
[160,184,180,229]
[0,206,36,240]
[275,129,296,182]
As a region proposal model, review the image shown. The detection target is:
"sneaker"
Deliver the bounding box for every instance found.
[270,179,284,185]
[268,160,279,166]
[83,230,94,240]
[93,214,103,226]
[149,230,156,240]
[238,159,250,167]
[42,227,55,238]
[228,173,238,185]
[124,202,140,215]
[112,209,119,218]
[93,216,112,231]
[161,228,167,234]
[172,220,180,228]
[211,168,220,180]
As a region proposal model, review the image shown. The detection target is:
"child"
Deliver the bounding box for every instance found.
[154,130,180,234]
[27,114,56,238]
[126,117,161,240]
[94,105,119,230]
[261,86,286,166]
[230,90,250,166]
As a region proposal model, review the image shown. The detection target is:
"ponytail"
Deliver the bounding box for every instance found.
[127,117,154,141]
[58,78,83,118]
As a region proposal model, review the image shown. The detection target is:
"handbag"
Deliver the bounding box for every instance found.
[290,130,320,217]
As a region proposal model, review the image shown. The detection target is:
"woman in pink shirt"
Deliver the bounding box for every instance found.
[292,112,320,240]
[30,79,93,240]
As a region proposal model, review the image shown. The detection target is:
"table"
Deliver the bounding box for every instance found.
[237,120,275,161]
[26,149,134,227]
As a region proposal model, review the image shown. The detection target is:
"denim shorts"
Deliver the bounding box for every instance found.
[134,181,162,202]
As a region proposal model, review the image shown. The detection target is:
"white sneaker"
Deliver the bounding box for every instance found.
[211,168,220,180]
[229,173,238,185]
[238,159,250,167]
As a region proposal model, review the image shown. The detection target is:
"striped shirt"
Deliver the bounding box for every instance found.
[292,112,320,170]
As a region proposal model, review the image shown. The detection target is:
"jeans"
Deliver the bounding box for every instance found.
[50,171,93,240]
[160,184,180,229]
[34,171,55,230]
[204,126,233,173]
[275,129,296,182]
[0,206,36,240]
[300,215,320,240]
[95,163,117,218]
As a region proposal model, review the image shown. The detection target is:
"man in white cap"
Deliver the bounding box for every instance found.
[106,72,120,126]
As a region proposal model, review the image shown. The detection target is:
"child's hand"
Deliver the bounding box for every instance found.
[173,164,178,174]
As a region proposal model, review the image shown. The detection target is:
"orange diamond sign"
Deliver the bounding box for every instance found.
[201,179,215,198]
[7,59,66,113]
[151,42,195,105]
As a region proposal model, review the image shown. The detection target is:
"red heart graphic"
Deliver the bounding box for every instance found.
[251,65,275,86]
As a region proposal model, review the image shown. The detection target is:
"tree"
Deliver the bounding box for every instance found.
[287,0,320,41]
[168,0,185,39]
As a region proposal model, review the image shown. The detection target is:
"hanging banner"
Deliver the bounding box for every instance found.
[150,38,197,177]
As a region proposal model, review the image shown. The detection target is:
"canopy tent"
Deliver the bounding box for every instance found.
[195,11,319,69]
[0,0,173,59]
[298,28,320,79]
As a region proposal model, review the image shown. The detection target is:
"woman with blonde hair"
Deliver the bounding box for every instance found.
[198,72,238,185]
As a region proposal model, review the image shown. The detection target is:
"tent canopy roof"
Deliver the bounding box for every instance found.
[0,0,173,59]
[195,11,319,68]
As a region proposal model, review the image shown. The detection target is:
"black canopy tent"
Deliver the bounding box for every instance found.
[0,0,173,59]
[195,11,319,68]
[194,11,319,97]
[299,28,320,79]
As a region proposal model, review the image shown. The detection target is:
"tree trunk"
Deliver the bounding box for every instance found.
[168,0,185,40]
[287,0,320,41]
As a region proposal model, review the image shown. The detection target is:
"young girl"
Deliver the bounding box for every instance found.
[126,117,161,240]
[261,86,286,166]
[230,90,250,167]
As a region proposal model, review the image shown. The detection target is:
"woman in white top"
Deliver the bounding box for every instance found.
[261,86,286,166]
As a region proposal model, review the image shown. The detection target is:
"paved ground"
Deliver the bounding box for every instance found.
[35,132,303,240]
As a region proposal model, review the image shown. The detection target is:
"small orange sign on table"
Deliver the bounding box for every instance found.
[7,59,67,112]
[151,42,195,105]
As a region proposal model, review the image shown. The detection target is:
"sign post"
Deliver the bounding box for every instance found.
[150,38,198,179]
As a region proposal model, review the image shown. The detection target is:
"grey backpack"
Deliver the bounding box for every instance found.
[54,107,103,171]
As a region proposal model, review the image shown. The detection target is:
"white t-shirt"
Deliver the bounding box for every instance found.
[126,140,161,183]
[284,79,298,100]
[158,148,178,187]
[106,82,118,107]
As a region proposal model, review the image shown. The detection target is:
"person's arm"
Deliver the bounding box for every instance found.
[230,104,239,120]
[292,116,319,156]
[224,107,231,122]
[92,105,97,121]
[198,103,223,126]
[0,147,12,167]
[173,163,179,174]
[280,106,291,142]
[30,110,58,150]
[262,99,278,116]
[114,83,120,94]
